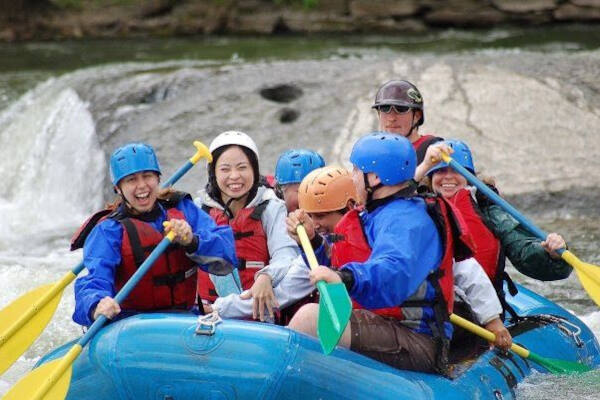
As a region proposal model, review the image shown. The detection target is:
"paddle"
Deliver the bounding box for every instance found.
[296,224,352,355]
[3,227,177,400]
[439,151,600,307]
[449,313,590,374]
[0,141,211,376]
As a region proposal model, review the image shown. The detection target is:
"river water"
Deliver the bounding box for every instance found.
[1,26,599,398]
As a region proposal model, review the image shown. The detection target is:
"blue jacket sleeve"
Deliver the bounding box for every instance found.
[178,198,238,275]
[310,235,332,267]
[72,220,123,327]
[341,212,442,309]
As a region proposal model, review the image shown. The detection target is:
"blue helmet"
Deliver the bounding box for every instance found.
[275,149,325,185]
[110,143,161,185]
[349,132,416,185]
[426,139,475,176]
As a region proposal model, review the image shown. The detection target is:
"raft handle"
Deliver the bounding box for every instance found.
[195,310,222,336]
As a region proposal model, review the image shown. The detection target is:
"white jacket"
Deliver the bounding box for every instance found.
[213,254,502,323]
[195,185,301,292]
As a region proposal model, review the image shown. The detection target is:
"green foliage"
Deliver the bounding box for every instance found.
[211,0,319,8]
[51,0,139,9]
[51,0,83,9]
[52,0,319,11]
[275,0,319,8]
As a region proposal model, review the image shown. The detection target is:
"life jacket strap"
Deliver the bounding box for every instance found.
[234,231,254,240]
[153,267,197,287]
[121,218,147,268]
[250,200,269,220]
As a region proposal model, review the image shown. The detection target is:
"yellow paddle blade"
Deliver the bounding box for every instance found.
[0,283,63,375]
[3,357,72,400]
[562,251,600,307]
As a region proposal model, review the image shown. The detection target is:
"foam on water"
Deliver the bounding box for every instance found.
[0,74,103,394]
[0,81,105,251]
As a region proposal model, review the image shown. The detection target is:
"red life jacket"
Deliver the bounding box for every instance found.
[330,208,404,319]
[197,201,270,302]
[263,174,276,189]
[447,189,502,284]
[115,207,197,311]
[330,197,472,321]
[71,194,198,312]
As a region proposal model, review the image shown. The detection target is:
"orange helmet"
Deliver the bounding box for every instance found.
[298,166,358,213]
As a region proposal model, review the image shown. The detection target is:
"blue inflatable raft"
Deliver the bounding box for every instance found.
[38,284,600,399]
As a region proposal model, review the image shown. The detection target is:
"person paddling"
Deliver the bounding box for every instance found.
[195,131,300,321]
[72,143,237,326]
[274,149,325,213]
[419,140,572,321]
[288,132,462,374]
[288,166,512,355]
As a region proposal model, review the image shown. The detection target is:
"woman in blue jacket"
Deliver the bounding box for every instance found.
[72,143,237,327]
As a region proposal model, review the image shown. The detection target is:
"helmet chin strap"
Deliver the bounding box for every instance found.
[223,197,237,219]
[223,193,250,218]
[403,110,419,139]
[363,172,382,204]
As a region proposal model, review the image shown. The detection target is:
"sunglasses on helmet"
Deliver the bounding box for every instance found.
[376,105,412,114]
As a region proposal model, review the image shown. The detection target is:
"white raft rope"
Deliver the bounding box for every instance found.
[516,314,583,348]
[195,308,222,336]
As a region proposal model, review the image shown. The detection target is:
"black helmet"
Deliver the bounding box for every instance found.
[372,80,424,126]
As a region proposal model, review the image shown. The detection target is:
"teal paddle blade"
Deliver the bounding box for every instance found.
[317,281,352,355]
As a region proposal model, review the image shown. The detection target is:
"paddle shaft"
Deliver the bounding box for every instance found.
[297,225,320,272]
[449,313,530,359]
[32,232,176,400]
[296,225,343,333]
[440,153,566,256]
[161,141,212,187]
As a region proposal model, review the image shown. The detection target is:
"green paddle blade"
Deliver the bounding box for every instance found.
[317,281,352,355]
[3,357,72,400]
[0,283,63,375]
[527,351,592,374]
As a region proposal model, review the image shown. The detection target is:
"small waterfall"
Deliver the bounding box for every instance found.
[0,80,105,252]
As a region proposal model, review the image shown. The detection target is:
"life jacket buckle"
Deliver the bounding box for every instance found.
[195,309,222,336]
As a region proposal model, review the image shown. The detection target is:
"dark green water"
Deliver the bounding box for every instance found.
[2,24,600,72]
[2,24,599,109]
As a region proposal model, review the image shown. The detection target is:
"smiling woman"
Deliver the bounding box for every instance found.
[421,140,573,316]
[70,142,238,327]
[195,131,301,322]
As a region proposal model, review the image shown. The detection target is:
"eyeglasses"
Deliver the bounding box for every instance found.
[376,105,412,114]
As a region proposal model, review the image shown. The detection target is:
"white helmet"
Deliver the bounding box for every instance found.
[209,130,259,160]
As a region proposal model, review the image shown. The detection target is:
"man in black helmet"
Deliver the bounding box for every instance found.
[373,80,443,164]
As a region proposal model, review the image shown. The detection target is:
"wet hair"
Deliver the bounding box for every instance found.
[207,144,260,208]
